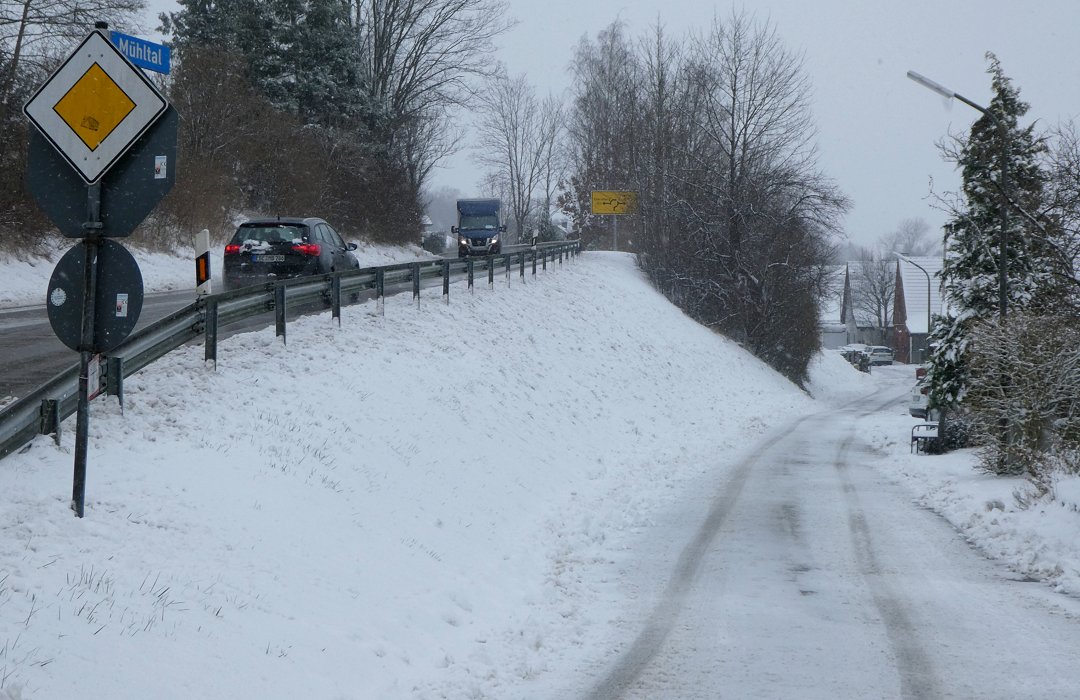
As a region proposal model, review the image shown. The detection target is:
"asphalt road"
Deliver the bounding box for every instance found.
[0,289,195,400]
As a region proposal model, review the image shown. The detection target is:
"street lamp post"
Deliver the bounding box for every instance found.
[895,253,932,363]
[907,70,1009,321]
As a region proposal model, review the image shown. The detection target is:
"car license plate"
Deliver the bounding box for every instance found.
[253,255,285,262]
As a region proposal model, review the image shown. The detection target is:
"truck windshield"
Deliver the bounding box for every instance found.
[459,215,498,230]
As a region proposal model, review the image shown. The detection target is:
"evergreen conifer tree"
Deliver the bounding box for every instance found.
[927,54,1051,409]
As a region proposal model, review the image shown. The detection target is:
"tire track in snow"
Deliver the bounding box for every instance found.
[583,416,810,700]
[833,431,942,699]
[582,385,908,699]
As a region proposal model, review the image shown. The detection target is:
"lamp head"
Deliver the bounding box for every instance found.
[907,70,955,100]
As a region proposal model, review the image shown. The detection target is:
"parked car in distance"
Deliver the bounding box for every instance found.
[223,217,360,290]
[867,346,894,365]
[837,344,871,373]
[909,380,929,418]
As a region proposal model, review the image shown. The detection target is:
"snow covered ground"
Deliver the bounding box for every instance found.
[1,248,1079,698]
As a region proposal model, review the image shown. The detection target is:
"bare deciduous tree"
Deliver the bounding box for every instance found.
[564,11,846,384]
[474,71,563,242]
[881,217,939,257]
[352,0,514,190]
[1,0,143,102]
[565,21,642,248]
[965,314,1080,478]
[848,256,895,332]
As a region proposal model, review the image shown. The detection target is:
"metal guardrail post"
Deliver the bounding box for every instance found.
[275,283,287,344]
[412,262,421,307]
[504,254,511,286]
[559,249,564,265]
[442,260,450,302]
[542,250,547,271]
[519,252,525,280]
[376,268,385,316]
[40,398,60,446]
[106,356,124,413]
[205,297,218,367]
[532,250,537,276]
[468,259,474,290]
[331,274,341,324]
[488,257,495,288]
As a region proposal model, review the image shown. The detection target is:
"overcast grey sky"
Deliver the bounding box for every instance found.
[142,0,1080,248]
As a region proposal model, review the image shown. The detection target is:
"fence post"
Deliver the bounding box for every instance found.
[275,283,287,344]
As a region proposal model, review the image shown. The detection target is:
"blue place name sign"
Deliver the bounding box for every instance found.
[109,31,170,74]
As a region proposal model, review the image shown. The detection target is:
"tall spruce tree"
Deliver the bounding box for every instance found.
[927,54,1050,409]
[163,0,359,123]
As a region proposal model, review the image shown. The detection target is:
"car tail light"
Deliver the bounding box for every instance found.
[293,243,321,256]
[224,243,241,255]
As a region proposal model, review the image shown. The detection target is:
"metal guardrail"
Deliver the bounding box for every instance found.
[0,241,580,460]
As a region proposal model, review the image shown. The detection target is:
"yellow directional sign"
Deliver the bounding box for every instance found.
[23,30,167,184]
[591,190,638,215]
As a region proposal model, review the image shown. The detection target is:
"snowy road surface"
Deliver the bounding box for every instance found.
[574,381,1080,699]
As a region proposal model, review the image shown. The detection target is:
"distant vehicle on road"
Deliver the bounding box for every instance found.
[223,217,359,290]
[867,346,895,365]
[838,344,871,373]
[453,199,504,257]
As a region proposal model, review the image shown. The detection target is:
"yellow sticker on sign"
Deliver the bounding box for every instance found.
[53,63,135,151]
[591,190,638,215]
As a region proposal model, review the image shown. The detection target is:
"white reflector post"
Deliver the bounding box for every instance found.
[195,228,212,297]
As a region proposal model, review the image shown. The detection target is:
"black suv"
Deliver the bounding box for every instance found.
[223,217,360,290]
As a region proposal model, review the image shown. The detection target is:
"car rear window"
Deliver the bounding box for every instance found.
[233,224,306,244]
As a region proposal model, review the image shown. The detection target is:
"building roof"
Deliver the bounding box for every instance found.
[896,256,945,335]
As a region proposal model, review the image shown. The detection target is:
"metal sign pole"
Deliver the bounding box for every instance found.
[27,22,166,516]
[72,183,103,518]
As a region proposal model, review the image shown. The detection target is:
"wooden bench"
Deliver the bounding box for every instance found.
[911,422,939,454]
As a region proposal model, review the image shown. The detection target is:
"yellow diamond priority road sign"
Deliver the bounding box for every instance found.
[23,30,167,184]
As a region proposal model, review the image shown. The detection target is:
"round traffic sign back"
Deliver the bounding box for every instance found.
[47,239,144,353]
